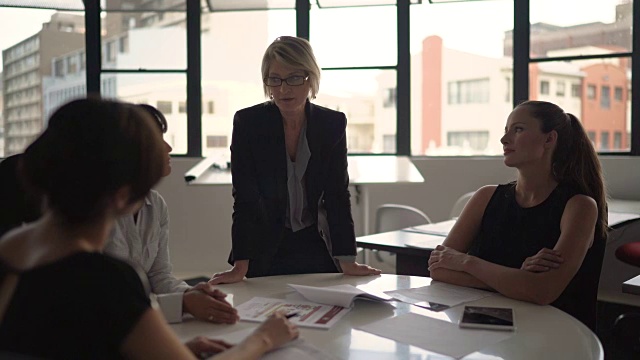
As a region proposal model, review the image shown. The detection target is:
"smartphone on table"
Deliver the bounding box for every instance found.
[458,305,515,331]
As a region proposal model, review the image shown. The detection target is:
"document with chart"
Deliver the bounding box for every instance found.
[236,296,350,329]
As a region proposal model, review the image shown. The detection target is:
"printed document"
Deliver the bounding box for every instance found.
[357,313,513,359]
[288,283,393,308]
[236,296,350,329]
[385,281,494,308]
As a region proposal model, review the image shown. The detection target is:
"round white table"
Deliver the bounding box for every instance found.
[170,274,603,359]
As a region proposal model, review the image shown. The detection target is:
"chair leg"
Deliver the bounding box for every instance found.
[612,313,640,359]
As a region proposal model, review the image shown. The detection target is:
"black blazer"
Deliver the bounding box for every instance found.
[228,101,356,277]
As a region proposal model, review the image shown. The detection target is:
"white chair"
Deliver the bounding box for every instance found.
[450,191,475,219]
[375,204,432,233]
[367,204,431,274]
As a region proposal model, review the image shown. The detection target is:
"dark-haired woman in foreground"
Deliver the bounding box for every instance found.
[0,98,297,359]
[428,100,607,331]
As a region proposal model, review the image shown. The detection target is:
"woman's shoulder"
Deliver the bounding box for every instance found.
[310,102,345,120]
[235,101,276,118]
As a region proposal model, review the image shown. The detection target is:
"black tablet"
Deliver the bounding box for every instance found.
[458,305,515,331]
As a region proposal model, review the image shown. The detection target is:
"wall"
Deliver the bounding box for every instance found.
[157,156,640,276]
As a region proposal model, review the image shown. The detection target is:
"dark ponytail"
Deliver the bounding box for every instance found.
[517,101,608,241]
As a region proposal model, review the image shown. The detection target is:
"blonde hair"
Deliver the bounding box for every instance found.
[261,36,321,99]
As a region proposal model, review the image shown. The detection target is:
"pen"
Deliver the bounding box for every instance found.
[285,312,300,319]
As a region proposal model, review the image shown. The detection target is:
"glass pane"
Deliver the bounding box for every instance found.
[201,10,295,158]
[311,4,396,68]
[102,0,186,11]
[2,8,85,157]
[410,0,513,156]
[205,0,295,11]
[314,69,396,154]
[531,57,631,153]
[527,0,631,59]
[102,73,188,154]
[0,0,84,10]
[101,11,186,70]
[317,0,417,6]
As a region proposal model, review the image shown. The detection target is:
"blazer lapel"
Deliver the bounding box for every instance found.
[266,103,288,205]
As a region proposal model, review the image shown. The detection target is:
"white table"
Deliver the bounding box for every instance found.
[170,274,603,360]
[185,155,424,235]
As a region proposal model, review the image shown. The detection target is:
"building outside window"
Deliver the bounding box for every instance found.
[447,131,489,152]
[614,86,623,102]
[601,86,610,109]
[571,83,581,98]
[540,80,549,95]
[601,131,610,150]
[448,79,490,105]
[157,100,172,114]
[556,81,565,97]
[614,132,622,149]
[587,85,596,100]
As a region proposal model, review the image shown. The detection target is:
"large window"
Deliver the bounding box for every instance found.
[201,9,294,160]
[1,0,637,157]
[410,0,513,156]
[1,7,85,157]
[311,4,397,154]
[530,0,632,153]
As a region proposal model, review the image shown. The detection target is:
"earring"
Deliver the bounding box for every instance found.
[270,94,273,99]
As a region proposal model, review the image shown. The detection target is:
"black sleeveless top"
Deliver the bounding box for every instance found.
[468,182,605,331]
[0,252,151,359]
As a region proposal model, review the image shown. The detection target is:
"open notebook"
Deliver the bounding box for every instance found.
[288,284,393,308]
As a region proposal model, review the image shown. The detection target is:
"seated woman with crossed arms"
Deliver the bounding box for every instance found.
[428,100,607,331]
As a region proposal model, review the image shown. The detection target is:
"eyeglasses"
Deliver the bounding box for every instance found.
[263,75,308,87]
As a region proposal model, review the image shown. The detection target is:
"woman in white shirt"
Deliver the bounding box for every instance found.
[104,104,239,325]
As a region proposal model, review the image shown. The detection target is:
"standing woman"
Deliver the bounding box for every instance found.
[428,100,607,331]
[210,36,380,283]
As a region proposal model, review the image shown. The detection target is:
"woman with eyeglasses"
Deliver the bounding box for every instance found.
[210,36,381,284]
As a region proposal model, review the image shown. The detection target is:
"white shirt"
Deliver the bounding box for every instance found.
[104,190,189,323]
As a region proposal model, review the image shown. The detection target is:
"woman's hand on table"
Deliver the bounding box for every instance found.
[249,311,299,351]
[183,283,239,324]
[209,260,248,285]
[428,245,471,272]
[185,337,233,358]
[520,248,563,273]
[340,261,382,276]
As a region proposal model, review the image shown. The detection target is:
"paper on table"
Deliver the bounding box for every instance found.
[403,219,457,236]
[236,296,350,330]
[288,283,393,308]
[357,313,513,359]
[385,282,494,308]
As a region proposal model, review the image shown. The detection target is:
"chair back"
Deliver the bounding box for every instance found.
[374,204,431,233]
[450,191,475,219]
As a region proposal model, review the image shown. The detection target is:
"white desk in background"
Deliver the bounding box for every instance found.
[357,211,640,277]
[170,273,602,360]
[184,155,424,235]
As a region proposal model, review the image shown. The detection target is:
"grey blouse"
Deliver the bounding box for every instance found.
[285,122,315,231]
